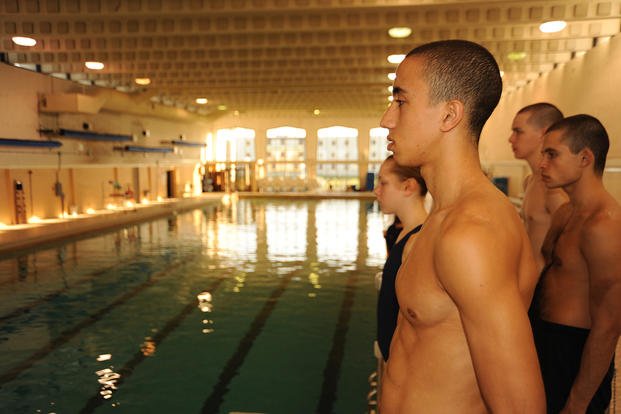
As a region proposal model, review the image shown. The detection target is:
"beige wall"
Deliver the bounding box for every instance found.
[481,34,621,201]
[0,63,212,223]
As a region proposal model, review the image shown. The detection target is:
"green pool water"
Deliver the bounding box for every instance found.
[0,198,386,414]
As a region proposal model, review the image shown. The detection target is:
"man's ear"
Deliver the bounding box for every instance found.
[579,148,594,169]
[440,100,464,132]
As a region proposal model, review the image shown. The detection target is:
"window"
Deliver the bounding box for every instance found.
[265,126,306,178]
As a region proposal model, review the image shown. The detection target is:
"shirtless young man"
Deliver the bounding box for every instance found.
[509,103,568,271]
[379,40,545,413]
[535,114,621,413]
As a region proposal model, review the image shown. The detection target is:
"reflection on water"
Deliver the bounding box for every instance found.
[95,367,121,400]
[140,338,157,356]
[197,291,213,312]
[0,198,387,414]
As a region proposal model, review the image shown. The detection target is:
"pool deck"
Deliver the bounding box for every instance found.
[0,191,376,255]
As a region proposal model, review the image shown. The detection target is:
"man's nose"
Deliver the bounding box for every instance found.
[380,103,396,129]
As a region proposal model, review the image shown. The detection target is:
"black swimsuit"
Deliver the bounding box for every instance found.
[377,224,422,361]
[532,317,614,413]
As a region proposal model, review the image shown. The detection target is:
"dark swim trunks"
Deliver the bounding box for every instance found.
[377,224,422,361]
[532,318,614,414]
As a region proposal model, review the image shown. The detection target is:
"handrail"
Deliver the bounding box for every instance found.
[0,137,62,148]
[114,145,174,153]
[58,128,132,141]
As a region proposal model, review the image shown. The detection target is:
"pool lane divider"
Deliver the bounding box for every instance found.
[316,269,359,414]
[79,277,226,414]
[0,256,194,388]
[201,271,295,414]
[0,254,147,324]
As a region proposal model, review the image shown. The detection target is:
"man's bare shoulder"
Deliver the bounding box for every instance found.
[580,199,621,288]
[582,199,621,246]
[437,189,522,257]
[446,187,520,229]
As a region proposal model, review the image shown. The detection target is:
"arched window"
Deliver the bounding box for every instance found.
[265,126,306,178]
[215,128,256,162]
[316,126,359,191]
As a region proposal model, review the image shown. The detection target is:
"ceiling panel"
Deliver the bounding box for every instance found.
[1,0,620,118]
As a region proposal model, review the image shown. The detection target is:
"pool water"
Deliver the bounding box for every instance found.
[0,198,386,414]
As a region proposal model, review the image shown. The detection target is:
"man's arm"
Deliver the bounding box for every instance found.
[437,218,545,413]
[561,220,621,413]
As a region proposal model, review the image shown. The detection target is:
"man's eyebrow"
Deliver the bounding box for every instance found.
[392,86,406,96]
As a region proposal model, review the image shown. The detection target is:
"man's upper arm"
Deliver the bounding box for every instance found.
[582,220,621,331]
[436,219,543,411]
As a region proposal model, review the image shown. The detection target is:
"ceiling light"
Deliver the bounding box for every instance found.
[313,109,320,115]
[195,98,208,104]
[12,36,37,47]
[387,86,393,93]
[387,96,394,102]
[135,77,151,85]
[388,27,412,39]
[217,105,227,111]
[387,73,396,81]
[85,61,104,70]
[507,52,527,61]
[539,20,567,33]
[387,54,406,64]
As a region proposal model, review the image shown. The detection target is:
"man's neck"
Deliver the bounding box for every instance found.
[421,134,485,209]
[565,174,606,210]
[525,151,543,175]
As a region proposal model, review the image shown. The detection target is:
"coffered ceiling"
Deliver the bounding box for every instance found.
[1,0,620,119]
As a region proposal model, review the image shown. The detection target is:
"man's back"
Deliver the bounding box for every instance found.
[381,177,542,413]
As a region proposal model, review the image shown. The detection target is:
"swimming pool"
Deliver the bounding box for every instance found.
[0,198,386,413]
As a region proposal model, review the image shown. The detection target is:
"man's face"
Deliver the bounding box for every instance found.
[509,112,544,160]
[539,129,583,189]
[379,56,445,167]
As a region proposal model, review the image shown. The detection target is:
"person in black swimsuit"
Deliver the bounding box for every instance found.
[374,155,428,361]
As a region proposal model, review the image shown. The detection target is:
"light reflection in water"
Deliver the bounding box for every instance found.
[141,337,156,356]
[266,204,307,261]
[197,291,213,312]
[95,367,121,400]
[316,200,359,262]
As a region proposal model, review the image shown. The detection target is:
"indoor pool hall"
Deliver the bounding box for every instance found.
[1,1,621,412]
